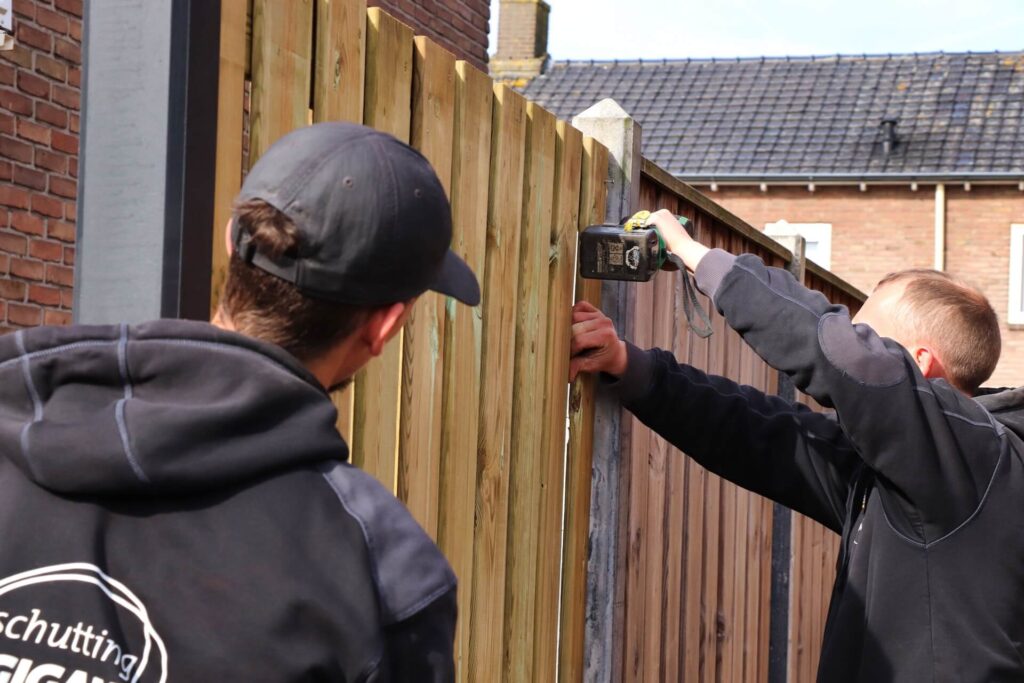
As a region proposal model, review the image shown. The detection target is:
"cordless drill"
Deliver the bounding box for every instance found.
[577,211,713,337]
[578,211,687,282]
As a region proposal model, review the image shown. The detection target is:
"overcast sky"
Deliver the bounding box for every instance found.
[489,0,1024,61]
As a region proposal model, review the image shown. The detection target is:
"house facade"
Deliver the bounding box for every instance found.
[507,41,1024,386]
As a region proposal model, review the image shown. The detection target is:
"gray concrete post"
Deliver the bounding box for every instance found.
[572,98,642,683]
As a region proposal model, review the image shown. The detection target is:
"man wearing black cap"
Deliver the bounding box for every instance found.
[0,123,476,682]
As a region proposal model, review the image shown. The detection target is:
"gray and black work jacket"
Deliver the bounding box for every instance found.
[612,250,1024,682]
[0,321,455,682]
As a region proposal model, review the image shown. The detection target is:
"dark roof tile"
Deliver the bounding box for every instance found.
[520,51,1024,177]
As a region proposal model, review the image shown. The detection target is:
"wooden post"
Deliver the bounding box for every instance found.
[767,234,805,683]
[571,98,642,683]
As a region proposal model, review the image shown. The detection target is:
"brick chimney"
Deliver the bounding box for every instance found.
[490,0,551,87]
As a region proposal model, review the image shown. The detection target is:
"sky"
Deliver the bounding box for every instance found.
[488,0,1024,61]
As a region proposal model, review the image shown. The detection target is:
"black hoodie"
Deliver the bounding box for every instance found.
[612,251,1024,682]
[0,320,456,682]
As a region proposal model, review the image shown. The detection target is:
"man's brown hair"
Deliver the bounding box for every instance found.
[219,199,369,361]
[875,269,1001,394]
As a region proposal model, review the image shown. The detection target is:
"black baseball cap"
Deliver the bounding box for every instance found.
[233,122,480,307]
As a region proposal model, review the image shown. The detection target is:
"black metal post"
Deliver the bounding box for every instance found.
[75,0,221,323]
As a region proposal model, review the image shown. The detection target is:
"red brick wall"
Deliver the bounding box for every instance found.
[704,184,1024,387]
[0,0,81,333]
[371,0,490,71]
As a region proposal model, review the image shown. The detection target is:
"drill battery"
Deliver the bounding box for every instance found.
[578,225,664,282]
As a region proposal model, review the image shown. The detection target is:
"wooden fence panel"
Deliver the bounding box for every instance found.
[535,120,583,681]
[350,8,413,487]
[559,136,608,683]
[210,0,248,315]
[250,0,313,163]
[313,0,365,125]
[213,5,872,679]
[316,0,367,462]
[504,101,557,682]
[437,60,492,683]
[469,83,527,683]
[398,36,456,537]
[614,168,858,683]
[214,7,615,681]
[786,266,863,683]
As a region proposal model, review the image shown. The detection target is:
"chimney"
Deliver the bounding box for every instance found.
[880,118,899,155]
[490,0,551,88]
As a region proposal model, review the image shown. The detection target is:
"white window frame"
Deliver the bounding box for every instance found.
[764,221,833,270]
[1009,225,1024,325]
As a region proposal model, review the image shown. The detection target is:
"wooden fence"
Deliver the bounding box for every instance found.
[786,265,865,683]
[211,1,608,680]
[606,162,865,683]
[208,2,866,681]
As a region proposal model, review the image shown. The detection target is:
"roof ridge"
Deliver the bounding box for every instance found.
[552,49,1024,67]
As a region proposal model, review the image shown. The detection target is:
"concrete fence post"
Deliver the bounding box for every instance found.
[767,233,806,683]
[571,98,641,683]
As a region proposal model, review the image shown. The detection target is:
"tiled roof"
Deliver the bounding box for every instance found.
[519,52,1024,179]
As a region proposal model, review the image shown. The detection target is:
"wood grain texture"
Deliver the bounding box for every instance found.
[398,36,456,537]
[558,136,609,683]
[621,276,654,681]
[532,120,583,681]
[250,0,313,163]
[210,0,248,315]
[468,83,527,683]
[436,60,492,683]
[503,100,556,682]
[351,7,413,488]
[314,0,365,125]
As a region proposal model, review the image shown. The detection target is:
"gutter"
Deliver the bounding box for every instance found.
[678,172,1024,185]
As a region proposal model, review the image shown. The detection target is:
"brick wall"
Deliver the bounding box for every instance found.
[0,0,81,333]
[705,183,1024,387]
[371,0,490,71]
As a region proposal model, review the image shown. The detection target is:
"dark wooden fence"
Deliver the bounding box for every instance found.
[598,160,865,682]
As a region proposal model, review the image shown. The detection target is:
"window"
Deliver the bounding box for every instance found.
[765,221,833,270]
[1010,225,1024,325]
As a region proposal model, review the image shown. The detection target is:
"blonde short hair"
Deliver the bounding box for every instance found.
[876,269,1000,394]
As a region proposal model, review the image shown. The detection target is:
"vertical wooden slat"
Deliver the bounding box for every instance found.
[683,278,712,683]
[210,0,248,314]
[469,83,527,683]
[621,276,655,681]
[700,225,727,683]
[641,268,673,678]
[250,0,313,163]
[662,205,691,680]
[437,60,492,683]
[559,136,609,683]
[314,0,365,125]
[533,119,583,681]
[351,8,413,484]
[318,0,366,438]
[398,36,456,537]
[503,100,556,682]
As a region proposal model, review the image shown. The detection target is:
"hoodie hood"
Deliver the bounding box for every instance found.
[975,386,1024,439]
[0,320,346,496]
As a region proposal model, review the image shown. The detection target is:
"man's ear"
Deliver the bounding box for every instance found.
[363,302,409,357]
[225,218,234,256]
[912,345,947,382]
